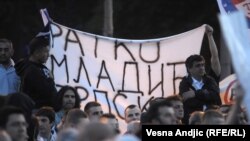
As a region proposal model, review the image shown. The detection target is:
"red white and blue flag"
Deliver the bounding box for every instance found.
[217,0,250,27]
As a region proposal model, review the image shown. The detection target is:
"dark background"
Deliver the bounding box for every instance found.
[0,0,221,64]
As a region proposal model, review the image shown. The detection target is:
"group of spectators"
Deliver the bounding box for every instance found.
[0,24,248,141]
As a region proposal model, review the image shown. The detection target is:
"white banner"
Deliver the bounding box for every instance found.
[45,18,205,131]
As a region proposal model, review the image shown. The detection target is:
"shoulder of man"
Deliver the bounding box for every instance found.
[203,74,219,86]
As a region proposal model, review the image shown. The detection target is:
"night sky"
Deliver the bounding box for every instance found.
[0,0,220,61]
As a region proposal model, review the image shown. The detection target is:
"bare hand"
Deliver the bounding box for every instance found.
[205,24,213,35]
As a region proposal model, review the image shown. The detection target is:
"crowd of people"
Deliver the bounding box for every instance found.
[0,24,248,141]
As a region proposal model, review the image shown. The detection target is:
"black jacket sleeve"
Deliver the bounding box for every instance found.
[195,76,221,106]
[22,65,57,108]
[179,77,204,109]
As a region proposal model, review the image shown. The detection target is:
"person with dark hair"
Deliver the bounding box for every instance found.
[140,112,149,124]
[35,106,57,141]
[188,111,204,125]
[14,26,57,109]
[140,97,165,124]
[0,38,20,95]
[149,97,165,107]
[146,100,176,125]
[0,106,28,141]
[5,92,35,141]
[100,113,120,135]
[179,54,221,124]
[54,86,81,126]
[124,105,141,124]
[201,109,225,125]
[5,92,35,120]
[84,101,103,122]
[63,108,89,131]
[165,95,184,124]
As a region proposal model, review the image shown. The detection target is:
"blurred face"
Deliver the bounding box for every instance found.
[189,61,205,77]
[189,112,204,125]
[0,42,13,65]
[65,117,89,131]
[127,121,140,134]
[36,116,52,137]
[125,107,141,123]
[76,118,89,131]
[56,128,79,141]
[88,106,103,122]
[6,114,28,141]
[100,117,118,130]
[157,106,176,125]
[62,89,76,110]
[171,100,184,119]
[35,46,50,64]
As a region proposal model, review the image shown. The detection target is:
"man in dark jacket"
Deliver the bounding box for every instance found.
[15,27,57,109]
[179,55,221,124]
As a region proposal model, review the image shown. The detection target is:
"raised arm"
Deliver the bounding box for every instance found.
[205,24,221,77]
[226,82,245,124]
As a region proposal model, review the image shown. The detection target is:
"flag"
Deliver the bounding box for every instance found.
[219,10,250,121]
[35,23,50,38]
[217,0,250,28]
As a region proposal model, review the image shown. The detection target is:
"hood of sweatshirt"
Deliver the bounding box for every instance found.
[14,58,30,77]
